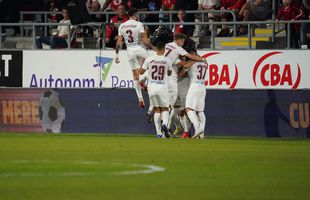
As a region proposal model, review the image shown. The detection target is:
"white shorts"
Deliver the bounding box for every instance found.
[127,46,148,70]
[168,78,178,106]
[169,88,178,106]
[185,86,206,112]
[149,88,169,108]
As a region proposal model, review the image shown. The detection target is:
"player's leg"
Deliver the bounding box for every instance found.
[180,109,191,138]
[178,85,190,137]
[197,90,206,139]
[167,87,178,131]
[186,108,201,138]
[160,107,170,138]
[132,68,144,107]
[197,111,206,139]
[185,89,203,138]
[172,106,182,136]
[149,92,162,137]
[159,89,171,138]
[139,73,154,123]
[146,98,154,123]
[128,49,144,107]
[153,107,163,138]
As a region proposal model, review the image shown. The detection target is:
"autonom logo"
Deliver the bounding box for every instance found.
[93,56,113,87]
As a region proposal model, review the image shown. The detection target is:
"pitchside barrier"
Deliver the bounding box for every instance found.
[0,50,309,137]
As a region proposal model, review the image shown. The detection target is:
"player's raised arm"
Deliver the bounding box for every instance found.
[184,53,207,64]
[183,60,196,69]
[115,35,123,63]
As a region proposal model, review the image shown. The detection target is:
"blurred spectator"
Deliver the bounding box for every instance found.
[238,0,271,35]
[162,0,175,10]
[105,4,129,48]
[276,0,303,48]
[301,4,310,47]
[173,9,196,47]
[47,0,60,23]
[131,0,161,34]
[194,0,221,37]
[36,7,74,49]
[175,0,198,36]
[240,0,271,21]
[160,0,176,23]
[217,0,246,36]
[83,0,102,37]
[101,0,132,11]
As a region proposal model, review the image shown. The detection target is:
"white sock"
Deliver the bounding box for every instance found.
[134,80,143,101]
[187,110,200,133]
[161,111,169,127]
[173,107,181,129]
[154,112,162,135]
[180,115,189,132]
[198,112,206,133]
[186,115,192,131]
[148,99,153,113]
[168,107,175,129]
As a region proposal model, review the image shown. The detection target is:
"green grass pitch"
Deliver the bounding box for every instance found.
[0,133,309,200]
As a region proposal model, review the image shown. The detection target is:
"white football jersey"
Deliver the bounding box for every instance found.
[118,19,145,48]
[142,55,172,90]
[164,42,188,64]
[188,61,208,88]
[164,42,188,82]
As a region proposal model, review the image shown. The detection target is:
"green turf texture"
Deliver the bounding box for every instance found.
[0,133,309,200]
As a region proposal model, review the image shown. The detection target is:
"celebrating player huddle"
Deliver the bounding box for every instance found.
[115,8,208,138]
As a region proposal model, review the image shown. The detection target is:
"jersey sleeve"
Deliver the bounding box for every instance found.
[167,58,173,71]
[139,22,145,33]
[142,58,149,71]
[176,46,188,56]
[174,58,181,65]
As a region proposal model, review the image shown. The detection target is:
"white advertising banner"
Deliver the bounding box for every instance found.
[23,50,310,89]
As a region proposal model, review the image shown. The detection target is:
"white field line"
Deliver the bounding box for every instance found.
[0,160,165,177]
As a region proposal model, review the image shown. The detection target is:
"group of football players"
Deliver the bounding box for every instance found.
[115,8,207,138]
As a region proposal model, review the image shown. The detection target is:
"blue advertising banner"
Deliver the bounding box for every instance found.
[0,89,309,137]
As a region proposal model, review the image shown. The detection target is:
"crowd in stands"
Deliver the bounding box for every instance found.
[0,0,309,48]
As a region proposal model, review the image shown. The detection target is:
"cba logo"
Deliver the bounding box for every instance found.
[202,52,238,89]
[253,51,301,89]
[0,51,23,87]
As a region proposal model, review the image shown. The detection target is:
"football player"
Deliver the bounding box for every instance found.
[115,8,156,108]
[140,41,172,138]
[183,49,207,138]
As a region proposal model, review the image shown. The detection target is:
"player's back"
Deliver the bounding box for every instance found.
[164,42,187,64]
[164,42,187,81]
[144,55,172,90]
[118,19,144,48]
[188,61,208,88]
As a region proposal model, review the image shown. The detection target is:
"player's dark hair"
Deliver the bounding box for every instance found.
[188,48,197,54]
[156,41,166,50]
[128,8,138,17]
[174,33,187,41]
